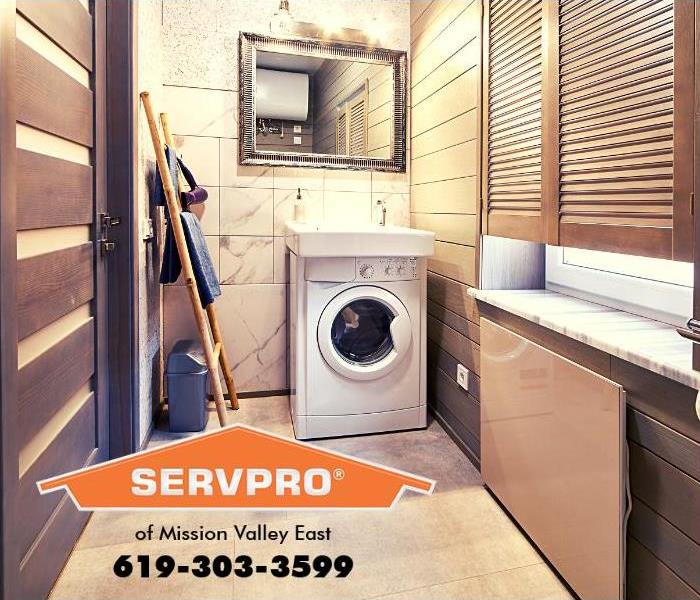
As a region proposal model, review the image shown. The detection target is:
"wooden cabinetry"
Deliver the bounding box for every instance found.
[482,0,695,260]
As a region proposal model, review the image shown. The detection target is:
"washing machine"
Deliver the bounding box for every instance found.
[288,253,428,439]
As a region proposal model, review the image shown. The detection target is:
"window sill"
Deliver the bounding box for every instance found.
[468,288,700,392]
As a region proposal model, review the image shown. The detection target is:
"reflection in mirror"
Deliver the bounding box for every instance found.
[255,51,393,159]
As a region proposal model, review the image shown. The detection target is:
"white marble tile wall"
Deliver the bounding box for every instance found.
[160,0,411,393]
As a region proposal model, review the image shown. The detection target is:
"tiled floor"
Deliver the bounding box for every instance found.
[50,397,571,600]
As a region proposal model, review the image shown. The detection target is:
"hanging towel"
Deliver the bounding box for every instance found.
[154,147,208,207]
[161,212,221,308]
[155,145,220,307]
[153,145,180,208]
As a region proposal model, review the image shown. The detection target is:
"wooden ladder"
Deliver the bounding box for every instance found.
[140,91,239,427]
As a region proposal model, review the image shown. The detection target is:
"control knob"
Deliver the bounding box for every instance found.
[384,265,395,276]
[359,264,374,278]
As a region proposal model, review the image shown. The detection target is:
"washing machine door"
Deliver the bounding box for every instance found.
[317,286,412,381]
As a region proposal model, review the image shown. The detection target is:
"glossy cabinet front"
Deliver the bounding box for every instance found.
[481,318,625,600]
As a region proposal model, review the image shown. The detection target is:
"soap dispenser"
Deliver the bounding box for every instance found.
[293,187,306,223]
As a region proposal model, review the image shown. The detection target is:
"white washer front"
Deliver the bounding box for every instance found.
[317,286,412,382]
[288,252,429,439]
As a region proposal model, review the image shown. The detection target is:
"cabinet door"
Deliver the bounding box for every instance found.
[481,318,626,600]
[482,0,550,242]
[554,0,694,259]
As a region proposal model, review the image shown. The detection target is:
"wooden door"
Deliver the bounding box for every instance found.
[1,1,109,598]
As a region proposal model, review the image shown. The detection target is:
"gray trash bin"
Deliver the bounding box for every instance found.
[166,339,208,432]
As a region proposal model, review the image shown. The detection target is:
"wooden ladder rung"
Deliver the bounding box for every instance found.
[212,342,222,364]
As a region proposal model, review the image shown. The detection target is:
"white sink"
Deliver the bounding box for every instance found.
[285,222,435,257]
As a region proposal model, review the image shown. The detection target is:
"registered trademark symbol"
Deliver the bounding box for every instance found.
[333,468,345,480]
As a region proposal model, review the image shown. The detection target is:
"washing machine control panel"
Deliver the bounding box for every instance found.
[356,257,418,281]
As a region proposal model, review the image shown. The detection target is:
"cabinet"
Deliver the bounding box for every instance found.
[481,318,625,600]
[482,0,695,260]
[477,301,700,600]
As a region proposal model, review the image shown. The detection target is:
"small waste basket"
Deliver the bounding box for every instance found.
[165,339,208,432]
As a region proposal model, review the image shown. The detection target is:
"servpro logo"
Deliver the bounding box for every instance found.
[37,425,435,510]
[130,467,334,497]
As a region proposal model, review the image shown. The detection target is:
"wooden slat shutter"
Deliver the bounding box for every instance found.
[336,110,347,155]
[347,94,368,156]
[483,0,546,242]
[556,0,694,259]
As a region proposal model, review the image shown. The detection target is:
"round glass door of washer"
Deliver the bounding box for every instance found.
[317,286,412,381]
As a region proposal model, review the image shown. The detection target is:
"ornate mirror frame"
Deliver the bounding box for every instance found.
[239,32,407,172]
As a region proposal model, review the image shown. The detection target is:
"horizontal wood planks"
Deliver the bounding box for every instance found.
[16,0,92,69]
[410,0,482,470]
[16,243,93,340]
[17,319,94,450]
[16,41,93,146]
[17,149,93,230]
[17,394,96,558]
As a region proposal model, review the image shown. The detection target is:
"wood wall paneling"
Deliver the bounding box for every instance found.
[427,314,480,376]
[428,242,476,286]
[629,498,700,594]
[426,272,480,324]
[428,366,481,459]
[629,441,700,546]
[427,339,481,400]
[627,537,700,600]
[627,406,700,482]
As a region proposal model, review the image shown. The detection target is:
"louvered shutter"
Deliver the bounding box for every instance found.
[336,110,348,155]
[484,0,546,242]
[348,95,368,156]
[556,0,694,259]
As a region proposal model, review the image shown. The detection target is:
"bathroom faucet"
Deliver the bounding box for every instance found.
[376,199,387,226]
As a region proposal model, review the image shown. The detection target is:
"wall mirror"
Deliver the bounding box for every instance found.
[239,32,407,172]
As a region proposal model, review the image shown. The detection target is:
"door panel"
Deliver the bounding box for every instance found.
[481,318,625,600]
[12,1,107,598]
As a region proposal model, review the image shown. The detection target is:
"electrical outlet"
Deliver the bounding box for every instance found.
[293,124,302,133]
[293,136,302,145]
[456,364,469,392]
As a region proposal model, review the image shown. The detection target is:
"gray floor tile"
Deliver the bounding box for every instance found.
[368,563,572,600]
[52,397,566,600]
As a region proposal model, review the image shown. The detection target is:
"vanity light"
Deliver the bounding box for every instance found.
[270,0,293,34]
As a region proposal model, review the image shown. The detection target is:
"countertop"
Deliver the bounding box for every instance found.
[469,288,700,392]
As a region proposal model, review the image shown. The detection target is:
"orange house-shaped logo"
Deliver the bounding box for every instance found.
[38,425,435,510]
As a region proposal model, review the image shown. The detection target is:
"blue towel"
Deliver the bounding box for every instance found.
[160,213,221,308]
[155,145,220,307]
[154,146,179,208]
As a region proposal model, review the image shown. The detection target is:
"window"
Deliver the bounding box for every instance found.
[545,246,693,327]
